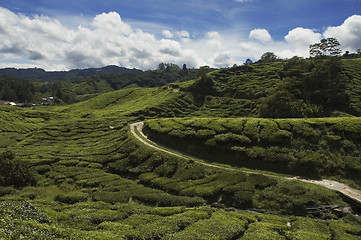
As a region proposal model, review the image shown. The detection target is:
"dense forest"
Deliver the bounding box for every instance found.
[0,75,36,103]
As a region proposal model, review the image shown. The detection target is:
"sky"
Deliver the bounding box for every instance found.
[0,0,361,70]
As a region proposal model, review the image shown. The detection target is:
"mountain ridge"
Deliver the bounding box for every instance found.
[0,65,142,82]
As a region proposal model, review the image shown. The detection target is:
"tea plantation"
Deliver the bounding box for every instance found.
[1,58,361,239]
[144,117,361,188]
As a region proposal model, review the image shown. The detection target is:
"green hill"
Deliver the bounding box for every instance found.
[172,57,361,118]
[144,117,361,188]
[0,63,199,104]
[1,57,361,239]
[1,104,360,239]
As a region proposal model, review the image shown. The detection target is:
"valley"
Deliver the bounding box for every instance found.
[1,57,361,239]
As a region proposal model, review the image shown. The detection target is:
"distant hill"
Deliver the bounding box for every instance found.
[0,65,142,82]
[0,64,199,104]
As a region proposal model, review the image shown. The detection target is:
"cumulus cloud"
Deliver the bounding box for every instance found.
[92,12,132,35]
[205,31,223,49]
[162,30,174,38]
[212,51,233,68]
[0,7,201,70]
[283,27,322,56]
[0,6,360,71]
[324,15,361,52]
[176,30,190,39]
[249,29,272,42]
[285,27,322,46]
[159,39,182,56]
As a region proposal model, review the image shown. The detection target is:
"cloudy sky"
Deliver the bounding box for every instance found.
[0,0,361,70]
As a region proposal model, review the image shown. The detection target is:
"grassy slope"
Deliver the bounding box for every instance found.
[144,117,361,189]
[343,58,361,114]
[1,106,360,239]
[1,63,361,238]
[182,62,283,117]
[175,58,361,117]
[60,87,197,118]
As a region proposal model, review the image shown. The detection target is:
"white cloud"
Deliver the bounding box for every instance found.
[285,27,321,46]
[176,30,190,39]
[0,6,360,71]
[283,27,322,57]
[162,30,174,38]
[212,51,233,68]
[206,31,221,39]
[235,0,253,2]
[0,7,201,70]
[249,29,272,42]
[159,39,182,56]
[92,12,132,35]
[323,15,361,52]
[205,31,223,50]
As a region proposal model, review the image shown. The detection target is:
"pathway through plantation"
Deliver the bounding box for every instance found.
[130,122,361,208]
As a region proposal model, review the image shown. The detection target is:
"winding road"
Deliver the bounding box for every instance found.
[130,121,361,207]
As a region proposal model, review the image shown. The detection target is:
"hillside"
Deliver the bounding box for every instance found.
[1,102,361,239]
[144,117,361,188]
[173,58,361,118]
[1,58,361,239]
[0,64,199,104]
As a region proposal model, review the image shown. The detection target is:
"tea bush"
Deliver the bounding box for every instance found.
[55,192,88,204]
[145,117,361,186]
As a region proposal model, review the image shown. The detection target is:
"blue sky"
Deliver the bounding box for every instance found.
[0,0,361,70]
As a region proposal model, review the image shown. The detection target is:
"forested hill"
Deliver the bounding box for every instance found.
[2,57,361,118]
[0,65,141,82]
[0,63,200,104]
[176,57,361,118]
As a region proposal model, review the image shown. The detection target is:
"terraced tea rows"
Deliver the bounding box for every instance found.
[1,84,361,239]
[144,117,361,188]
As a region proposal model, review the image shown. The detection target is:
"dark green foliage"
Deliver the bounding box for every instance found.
[0,65,140,82]
[0,75,36,102]
[253,181,340,215]
[259,57,350,118]
[145,117,361,186]
[309,38,342,57]
[233,190,254,208]
[2,67,361,239]
[259,90,306,118]
[1,64,197,104]
[0,151,35,187]
[55,192,88,204]
[258,52,279,63]
[180,62,283,117]
[165,211,248,240]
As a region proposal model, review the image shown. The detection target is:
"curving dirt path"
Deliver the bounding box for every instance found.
[130,121,361,207]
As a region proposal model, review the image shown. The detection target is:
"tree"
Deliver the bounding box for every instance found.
[182,64,187,71]
[244,58,253,65]
[259,52,278,63]
[309,38,342,58]
[309,42,324,57]
[327,38,342,56]
[0,151,35,187]
[196,66,210,79]
[158,62,166,70]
